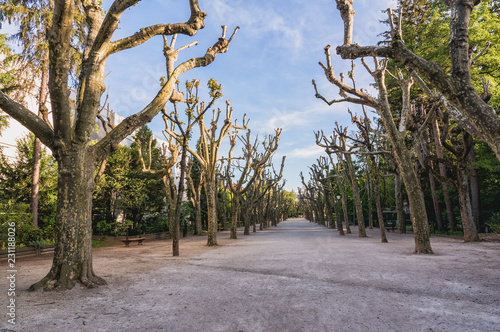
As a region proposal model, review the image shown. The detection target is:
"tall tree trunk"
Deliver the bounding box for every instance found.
[243,200,251,235]
[230,193,239,239]
[29,149,105,291]
[428,173,443,231]
[194,200,202,235]
[252,206,257,233]
[416,134,443,232]
[456,161,479,242]
[31,137,42,229]
[333,195,345,235]
[374,71,432,253]
[468,149,480,228]
[432,117,455,230]
[324,189,336,229]
[31,60,49,229]
[172,143,189,257]
[345,153,367,237]
[370,156,387,243]
[395,172,406,233]
[341,194,351,234]
[205,177,218,246]
[399,157,432,253]
[366,169,374,229]
[221,186,228,231]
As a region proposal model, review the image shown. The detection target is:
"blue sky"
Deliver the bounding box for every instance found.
[103,0,397,191]
[3,0,396,191]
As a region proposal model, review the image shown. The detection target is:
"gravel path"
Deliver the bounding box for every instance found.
[3,218,500,332]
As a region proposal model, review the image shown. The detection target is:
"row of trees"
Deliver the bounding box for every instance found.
[0,0,287,291]
[1,0,499,291]
[0,118,297,243]
[303,0,500,253]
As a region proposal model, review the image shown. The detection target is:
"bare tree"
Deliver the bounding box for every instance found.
[136,120,179,249]
[242,158,285,234]
[186,157,204,236]
[314,49,432,253]
[166,97,247,246]
[225,129,282,238]
[310,157,343,234]
[0,0,238,290]
[348,107,389,242]
[423,111,479,242]
[335,4,500,160]
[329,156,352,234]
[316,125,368,237]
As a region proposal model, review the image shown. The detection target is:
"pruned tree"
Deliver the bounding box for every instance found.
[423,110,479,242]
[310,157,343,234]
[0,0,71,229]
[225,128,282,238]
[186,156,204,236]
[136,122,179,248]
[329,156,352,234]
[243,156,285,233]
[316,125,368,237]
[335,3,500,160]
[0,0,238,290]
[313,48,432,252]
[162,77,232,253]
[167,95,247,246]
[348,107,389,242]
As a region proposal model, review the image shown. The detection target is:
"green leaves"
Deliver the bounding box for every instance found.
[207,78,223,99]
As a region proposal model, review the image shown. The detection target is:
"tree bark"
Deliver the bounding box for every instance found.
[345,153,367,237]
[29,148,106,291]
[172,141,189,256]
[324,189,335,230]
[369,156,387,243]
[335,1,500,160]
[456,160,479,242]
[373,70,432,253]
[468,148,480,228]
[194,199,202,235]
[243,196,251,235]
[432,117,455,230]
[31,137,42,229]
[395,172,406,233]
[333,195,345,235]
[367,172,373,229]
[230,193,240,239]
[205,176,218,246]
[428,173,443,231]
[31,58,50,229]
[416,134,443,231]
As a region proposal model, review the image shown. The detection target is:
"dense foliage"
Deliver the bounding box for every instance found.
[0,133,57,245]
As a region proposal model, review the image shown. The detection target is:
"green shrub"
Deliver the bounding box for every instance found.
[487,212,500,234]
[144,213,169,233]
[96,220,112,235]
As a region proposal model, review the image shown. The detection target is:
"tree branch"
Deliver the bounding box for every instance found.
[93,26,239,161]
[0,91,55,149]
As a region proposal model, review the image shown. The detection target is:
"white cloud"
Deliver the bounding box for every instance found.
[206,1,307,54]
[282,144,325,159]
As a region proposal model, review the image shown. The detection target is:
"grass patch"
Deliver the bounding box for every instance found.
[432,230,463,237]
[92,239,111,248]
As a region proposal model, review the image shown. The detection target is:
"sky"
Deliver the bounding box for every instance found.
[2,0,396,191]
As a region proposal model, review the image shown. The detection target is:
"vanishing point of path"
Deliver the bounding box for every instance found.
[6,218,500,332]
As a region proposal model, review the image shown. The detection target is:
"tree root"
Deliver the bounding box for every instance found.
[28,268,107,292]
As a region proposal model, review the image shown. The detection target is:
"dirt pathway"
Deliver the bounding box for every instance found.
[2,218,500,331]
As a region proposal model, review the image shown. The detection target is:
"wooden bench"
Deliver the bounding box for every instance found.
[121,238,145,247]
[384,221,396,232]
